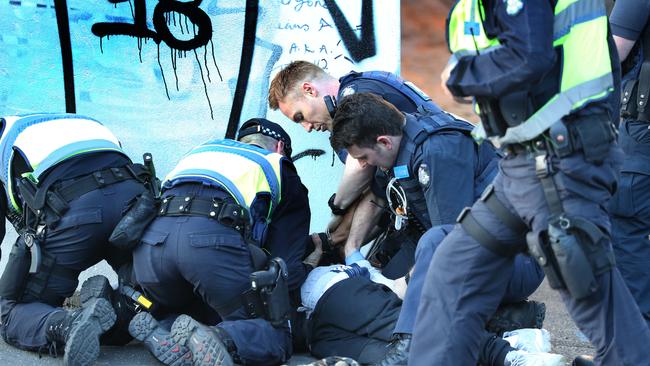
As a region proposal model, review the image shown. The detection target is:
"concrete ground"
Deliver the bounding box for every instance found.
[0,228,594,365]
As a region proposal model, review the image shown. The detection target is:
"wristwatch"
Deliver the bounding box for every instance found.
[328,194,347,216]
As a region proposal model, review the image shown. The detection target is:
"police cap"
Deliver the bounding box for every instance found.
[237,118,293,158]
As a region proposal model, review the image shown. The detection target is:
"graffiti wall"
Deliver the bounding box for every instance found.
[0,0,400,232]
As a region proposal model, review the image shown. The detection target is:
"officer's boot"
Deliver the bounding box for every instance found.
[374,333,411,366]
[45,297,117,366]
[486,300,546,336]
[128,311,193,366]
[80,274,137,345]
[170,314,234,366]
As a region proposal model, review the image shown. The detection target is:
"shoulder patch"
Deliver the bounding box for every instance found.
[504,0,523,16]
[340,85,356,97]
[418,164,430,187]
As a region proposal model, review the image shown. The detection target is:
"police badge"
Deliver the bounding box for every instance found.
[340,85,356,97]
[418,164,430,187]
[505,0,523,16]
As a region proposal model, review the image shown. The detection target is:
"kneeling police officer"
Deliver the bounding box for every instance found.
[129,118,312,366]
[0,113,149,365]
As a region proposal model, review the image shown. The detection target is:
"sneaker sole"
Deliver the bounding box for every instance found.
[63,298,116,366]
[129,312,193,366]
[79,275,112,306]
[171,315,234,366]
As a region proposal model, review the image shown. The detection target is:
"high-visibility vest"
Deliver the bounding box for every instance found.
[0,113,126,213]
[447,0,614,144]
[163,139,284,220]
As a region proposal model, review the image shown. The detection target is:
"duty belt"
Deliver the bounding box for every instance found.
[157,195,248,231]
[18,164,149,227]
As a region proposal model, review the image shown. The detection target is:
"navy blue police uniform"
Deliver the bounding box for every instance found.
[609,0,650,330]
[132,123,311,365]
[0,114,147,359]
[410,0,650,364]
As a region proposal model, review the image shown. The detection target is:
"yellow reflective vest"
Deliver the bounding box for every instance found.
[164,139,284,221]
[447,0,613,144]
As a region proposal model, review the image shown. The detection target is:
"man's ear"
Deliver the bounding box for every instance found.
[301,82,318,97]
[377,135,393,150]
[276,140,286,156]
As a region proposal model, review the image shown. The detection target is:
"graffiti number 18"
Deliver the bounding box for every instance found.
[92,0,213,52]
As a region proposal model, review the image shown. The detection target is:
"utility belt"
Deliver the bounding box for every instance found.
[157,195,291,324]
[476,90,534,138]
[621,75,650,122]
[17,164,150,228]
[501,114,616,165]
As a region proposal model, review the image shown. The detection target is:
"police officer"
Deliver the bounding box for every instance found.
[609,0,650,330]
[129,118,312,366]
[330,93,546,366]
[0,113,149,365]
[268,61,446,263]
[408,0,650,365]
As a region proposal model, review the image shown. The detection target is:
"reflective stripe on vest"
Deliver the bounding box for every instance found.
[163,139,283,219]
[447,0,613,144]
[338,71,443,114]
[0,113,125,212]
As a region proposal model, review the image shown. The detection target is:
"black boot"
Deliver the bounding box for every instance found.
[572,355,594,366]
[45,297,116,366]
[374,333,411,366]
[486,300,546,336]
[80,274,137,345]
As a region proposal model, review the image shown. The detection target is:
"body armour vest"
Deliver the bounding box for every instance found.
[391,111,499,230]
[0,113,126,215]
[163,139,285,237]
[338,71,443,114]
[447,0,614,144]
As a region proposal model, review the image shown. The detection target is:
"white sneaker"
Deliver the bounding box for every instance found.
[505,350,567,366]
[503,328,552,353]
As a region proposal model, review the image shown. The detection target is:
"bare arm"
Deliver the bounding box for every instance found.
[614,35,637,62]
[344,191,385,257]
[333,155,374,209]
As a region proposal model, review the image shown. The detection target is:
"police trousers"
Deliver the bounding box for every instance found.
[132,184,290,366]
[393,224,544,335]
[0,179,144,350]
[609,118,650,329]
[409,142,650,366]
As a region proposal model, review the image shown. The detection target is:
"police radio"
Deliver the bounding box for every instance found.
[324,95,337,118]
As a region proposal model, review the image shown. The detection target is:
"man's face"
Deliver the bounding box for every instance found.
[278,94,332,133]
[347,140,397,171]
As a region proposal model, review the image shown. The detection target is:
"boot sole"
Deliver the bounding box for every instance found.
[63,298,116,366]
[79,275,112,306]
[129,312,193,366]
[171,315,234,366]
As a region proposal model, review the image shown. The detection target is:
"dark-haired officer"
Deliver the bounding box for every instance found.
[330,93,546,366]
[129,118,312,366]
[408,0,650,365]
[0,113,149,365]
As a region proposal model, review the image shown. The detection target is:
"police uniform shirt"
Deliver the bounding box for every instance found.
[263,159,312,291]
[446,0,619,122]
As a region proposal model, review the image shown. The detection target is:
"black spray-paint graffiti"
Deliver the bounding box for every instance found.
[48,0,376,150]
[91,0,220,119]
